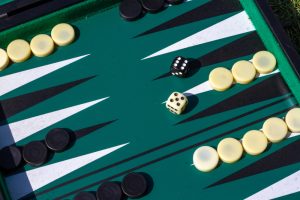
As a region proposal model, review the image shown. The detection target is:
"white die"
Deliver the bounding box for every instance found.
[166,92,188,115]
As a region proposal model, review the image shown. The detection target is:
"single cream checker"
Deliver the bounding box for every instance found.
[231,60,256,84]
[252,51,276,74]
[209,67,233,91]
[285,108,300,132]
[51,23,75,46]
[0,48,9,70]
[262,117,288,143]
[242,130,268,155]
[30,34,55,57]
[7,39,31,63]
[193,146,219,172]
[217,138,243,163]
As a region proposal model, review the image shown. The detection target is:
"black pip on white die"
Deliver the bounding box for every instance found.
[171,56,190,77]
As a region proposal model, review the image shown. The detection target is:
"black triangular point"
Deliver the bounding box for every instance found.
[0,76,95,122]
[198,32,265,66]
[153,72,172,81]
[74,120,117,139]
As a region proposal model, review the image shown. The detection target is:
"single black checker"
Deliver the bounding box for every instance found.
[45,128,71,152]
[0,146,22,171]
[119,0,143,21]
[74,191,96,200]
[121,172,148,198]
[97,182,123,200]
[140,0,165,13]
[23,141,48,167]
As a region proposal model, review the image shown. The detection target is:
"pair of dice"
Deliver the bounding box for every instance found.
[167,56,190,115]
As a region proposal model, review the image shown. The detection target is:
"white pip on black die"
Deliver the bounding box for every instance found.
[166,92,188,115]
[171,56,190,77]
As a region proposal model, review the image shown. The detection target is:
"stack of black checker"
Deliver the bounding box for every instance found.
[74,172,151,200]
[119,0,184,21]
[0,128,73,171]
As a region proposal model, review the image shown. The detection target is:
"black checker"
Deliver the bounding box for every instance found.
[97,182,123,200]
[45,128,71,152]
[23,141,48,167]
[119,0,143,21]
[0,146,22,171]
[141,0,165,13]
[121,172,148,198]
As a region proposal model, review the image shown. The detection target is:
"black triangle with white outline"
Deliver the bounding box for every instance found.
[177,74,289,125]
[135,0,242,38]
[153,32,265,81]
[0,76,95,122]
[206,139,300,189]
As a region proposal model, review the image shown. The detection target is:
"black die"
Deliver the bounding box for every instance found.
[170,56,190,77]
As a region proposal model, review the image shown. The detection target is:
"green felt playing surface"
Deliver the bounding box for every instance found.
[0,0,12,6]
[0,0,300,200]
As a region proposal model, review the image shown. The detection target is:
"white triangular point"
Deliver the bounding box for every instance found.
[0,54,89,96]
[5,143,129,200]
[0,97,109,148]
[183,69,280,97]
[245,170,300,200]
[288,132,300,138]
[183,81,212,97]
[143,11,255,60]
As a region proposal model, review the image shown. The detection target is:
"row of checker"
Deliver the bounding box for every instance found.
[119,0,185,21]
[74,172,152,200]
[193,107,300,172]
[0,23,75,71]
[209,51,276,91]
[0,128,74,171]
